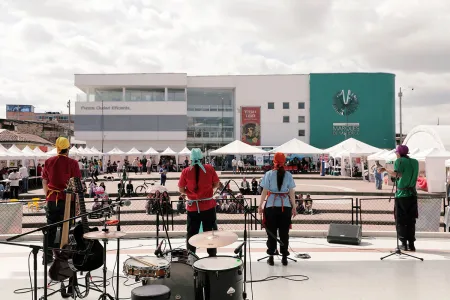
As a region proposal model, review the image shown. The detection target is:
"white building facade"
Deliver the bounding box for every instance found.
[74,73,310,152]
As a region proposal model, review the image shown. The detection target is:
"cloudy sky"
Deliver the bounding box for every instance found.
[1,0,449,132]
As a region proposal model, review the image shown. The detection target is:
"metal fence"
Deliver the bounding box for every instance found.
[0,194,448,235]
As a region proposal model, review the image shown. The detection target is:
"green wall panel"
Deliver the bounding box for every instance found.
[310,73,395,149]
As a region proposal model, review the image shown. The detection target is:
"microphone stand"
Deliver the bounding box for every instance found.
[154,194,172,251]
[7,203,124,300]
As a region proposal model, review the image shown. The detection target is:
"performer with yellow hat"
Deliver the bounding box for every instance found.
[42,137,82,264]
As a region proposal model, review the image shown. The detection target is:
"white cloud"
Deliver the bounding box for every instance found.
[0,0,449,133]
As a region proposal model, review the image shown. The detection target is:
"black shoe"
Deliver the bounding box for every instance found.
[281,256,288,266]
[400,242,408,251]
[267,256,274,266]
[408,242,416,252]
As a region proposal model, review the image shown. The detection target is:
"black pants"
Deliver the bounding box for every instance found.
[45,200,75,259]
[264,206,292,256]
[10,186,19,199]
[186,208,217,256]
[395,196,418,243]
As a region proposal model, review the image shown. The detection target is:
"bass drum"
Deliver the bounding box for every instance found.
[193,256,243,300]
[144,262,195,300]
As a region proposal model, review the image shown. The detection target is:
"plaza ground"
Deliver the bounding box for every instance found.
[0,236,449,300]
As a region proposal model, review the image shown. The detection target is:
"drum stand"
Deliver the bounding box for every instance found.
[98,218,115,300]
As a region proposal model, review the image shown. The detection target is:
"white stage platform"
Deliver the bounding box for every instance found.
[0,237,449,300]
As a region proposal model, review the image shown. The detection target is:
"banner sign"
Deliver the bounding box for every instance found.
[241,106,261,146]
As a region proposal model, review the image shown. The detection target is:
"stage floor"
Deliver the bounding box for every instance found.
[0,237,449,300]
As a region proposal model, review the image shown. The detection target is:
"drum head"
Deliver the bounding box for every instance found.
[125,256,169,269]
[193,256,242,272]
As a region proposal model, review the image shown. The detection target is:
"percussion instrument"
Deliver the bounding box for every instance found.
[193,256,243,300]
[145,262,195,300]
[123,256,170,280]
[168,249,199,265]
[83,231,126,240]
[188,231,238,248]
[131,284,171,300]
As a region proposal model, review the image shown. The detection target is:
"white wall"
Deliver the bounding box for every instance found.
[75,73,188,89]
[75,101,187,116]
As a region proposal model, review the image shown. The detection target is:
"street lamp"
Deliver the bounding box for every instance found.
[398,87,414,144]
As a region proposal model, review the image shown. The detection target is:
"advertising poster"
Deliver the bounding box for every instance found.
[241,106,261,146]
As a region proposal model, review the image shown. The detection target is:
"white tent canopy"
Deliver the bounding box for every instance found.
[325,138,380,156]
[160,147,177,155]
[90,147,103,155]
[69,146,80,156]
[0,146,13,159]
[107,147,125,155]
[8,145,25,157]
[126,147,142,155]
[424,149,450,193]
[404,125,450,152]
[47,148,57,156]
[33,147,49,158]
[178,147,191,155]
[446,159,450,167]
[144,147,159,155]
[210,140,267,155]
[367,149,388,161]
[270,138,323,154]
[411,148,449,161]
[21,146,36,156]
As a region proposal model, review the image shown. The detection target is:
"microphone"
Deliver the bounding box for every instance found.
[154,240,164,257]
[234,241,246,254]
[217,179,231,195]
[111,199,132,207]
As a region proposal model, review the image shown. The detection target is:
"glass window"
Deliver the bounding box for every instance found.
[298,102,305,109]
[298,130,305,136]
[283,116,289,123]
[96,90,123,102]
[268,102,274,109]
[298,116,305,123]
[167,89,185,101]
[187,88,234,106]
[283,102,289,109]
[125,89,164,101]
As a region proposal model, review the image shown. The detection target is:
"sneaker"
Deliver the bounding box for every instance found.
[267,255,274,266]
[281,256,288,266]
[400,242,408,251]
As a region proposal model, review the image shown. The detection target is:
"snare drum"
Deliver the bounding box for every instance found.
[193,256,243,300]
[123,256,170,280]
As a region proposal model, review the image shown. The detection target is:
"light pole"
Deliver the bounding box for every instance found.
[67,99,71,140]
[398,87,414,145]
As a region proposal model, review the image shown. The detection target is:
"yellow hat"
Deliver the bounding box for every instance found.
[55,137,70,154]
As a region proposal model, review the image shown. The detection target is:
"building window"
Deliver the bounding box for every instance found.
[298,129,305,137]
[167,89,186,101]
[283,102,289,109]
[268,102,274,109]
[298,116,305,123]
[298,102,305,109]
[283,116,289,123]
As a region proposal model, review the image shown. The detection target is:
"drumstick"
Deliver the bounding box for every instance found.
[128,255,157,268]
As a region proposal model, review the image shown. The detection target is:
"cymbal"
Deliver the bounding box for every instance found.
[84,231,126,240]
[188,231,238,248]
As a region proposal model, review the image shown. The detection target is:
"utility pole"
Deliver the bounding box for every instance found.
[67,99,71,141]
[398,87,403,144]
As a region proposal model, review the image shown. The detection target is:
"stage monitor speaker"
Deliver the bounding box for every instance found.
[327,224,362,245]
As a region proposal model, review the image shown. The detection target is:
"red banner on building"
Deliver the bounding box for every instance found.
[241,106,261,146]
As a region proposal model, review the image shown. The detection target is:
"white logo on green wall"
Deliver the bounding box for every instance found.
[332,90,359,116]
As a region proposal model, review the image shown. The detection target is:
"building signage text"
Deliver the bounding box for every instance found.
[80,105,131,111]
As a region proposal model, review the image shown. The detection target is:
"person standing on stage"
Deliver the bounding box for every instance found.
[378,145,419,251]
[258,152,297,266]
[178,148,220,260]
[42,137,81,264]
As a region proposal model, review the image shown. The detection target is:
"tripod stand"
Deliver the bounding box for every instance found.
[152,193,172,251]
[380,172,423,261]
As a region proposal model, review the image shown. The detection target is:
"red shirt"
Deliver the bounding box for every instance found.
[42,155,82,201]
[178,164,219,212]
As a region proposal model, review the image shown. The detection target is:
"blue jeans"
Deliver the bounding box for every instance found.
[375,174,382,190]
[22,177,29,193]
[232,166,236,174]
[161,176,166,186]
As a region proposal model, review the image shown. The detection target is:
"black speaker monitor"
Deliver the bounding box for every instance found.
[327,224,362,245]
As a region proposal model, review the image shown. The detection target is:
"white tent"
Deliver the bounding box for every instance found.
[325,138,381,156]
[144,147,159,155]
[446,159,450,167]
[126,147,142,156]
[33,147,49,158]
[160,147,177,156]
[107,147,125,155]
[69,146,80,156]
[21,146,36,156]
[367,149,388,161]
[270,138,323,154]
[424,149,450,193]
[178,147,191,155]
[8,145,25,157]
[47,148,57,156]
[90,147,103,155]
[77,146,90,156]
[0,146,13,159]
[210,140,267,155]
[404,125,450,152]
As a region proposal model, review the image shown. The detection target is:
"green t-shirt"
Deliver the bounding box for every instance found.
[394,157,419,198]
